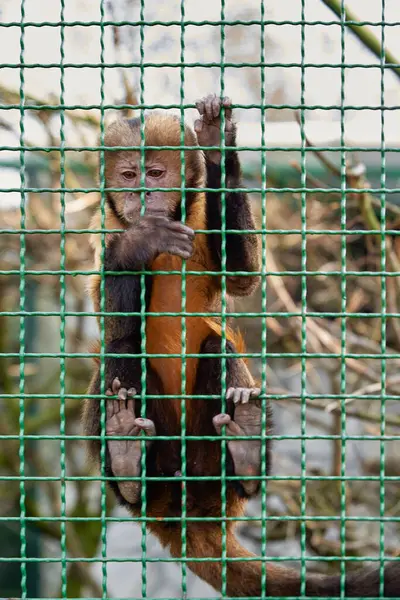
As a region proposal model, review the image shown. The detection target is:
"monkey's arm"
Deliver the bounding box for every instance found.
[195,95,260,296]
[102,215,194,340]
[205,152,260,296]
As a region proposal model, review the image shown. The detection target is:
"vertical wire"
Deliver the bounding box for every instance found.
[99,1,108,596]
[179,0,188,594]
[299,1,307,594]
[259,0,268,595]
[339,2,348,596]
[219,0,227,596]
[139,2,148,595]
[59,2,67,596]
[379,1,387,595]
[18,1,27,598]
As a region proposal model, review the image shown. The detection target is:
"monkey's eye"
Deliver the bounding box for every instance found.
[147,169,164,178]
[122,170,136,180]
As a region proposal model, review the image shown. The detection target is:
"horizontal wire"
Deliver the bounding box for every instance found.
[1,145,400,153]
[0,555,397,564]
[1,351,400,358]
[1,269,400,277]
[1,393,399,400]
[0,474,398,482]
[0,515,398,523]
[1,19,399,27]
[1,102,399,111]
[1,61,399,69]
[0,434,398,442]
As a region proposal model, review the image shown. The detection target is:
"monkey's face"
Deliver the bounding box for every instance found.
[106,151,182,224]
[104,115,205,224]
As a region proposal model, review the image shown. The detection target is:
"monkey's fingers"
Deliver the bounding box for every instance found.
[195,99,205,117]
[204,93,218,121]
[225,119,235,134]
[196,94,217,122]
[166,221,195,238]
[212,95,221,119]
[167,246,193,260]
[163,233,194,258]
[222,96,233,118]
[165,230,195,244]
[194,119,203,134]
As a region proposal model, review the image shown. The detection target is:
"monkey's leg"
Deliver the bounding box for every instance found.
[106,377,156,504]
[194,335,269,497]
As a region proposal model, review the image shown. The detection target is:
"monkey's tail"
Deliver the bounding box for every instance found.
[165,523,399,597]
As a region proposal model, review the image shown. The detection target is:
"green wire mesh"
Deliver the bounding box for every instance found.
[0,1,399,599]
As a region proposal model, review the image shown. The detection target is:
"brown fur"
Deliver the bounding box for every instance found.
[83,112,261,594]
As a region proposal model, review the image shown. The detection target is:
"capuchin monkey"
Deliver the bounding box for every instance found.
[83,94,400,597]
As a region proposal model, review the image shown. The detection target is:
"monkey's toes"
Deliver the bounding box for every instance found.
[213,413,242,437]
[112,377,122,395]
[213,413,231,427]
[105,377,121,397]
[134,417,156,437]
[226,387,261,405]
[106,378,136,399]
[106,382,137,418]
[213,413,230,435]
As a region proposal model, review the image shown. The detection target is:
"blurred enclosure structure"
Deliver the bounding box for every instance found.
[0,0,400,597]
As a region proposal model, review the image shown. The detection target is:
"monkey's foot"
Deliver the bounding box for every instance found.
[213,388,262,496]
[106,377,155,504]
